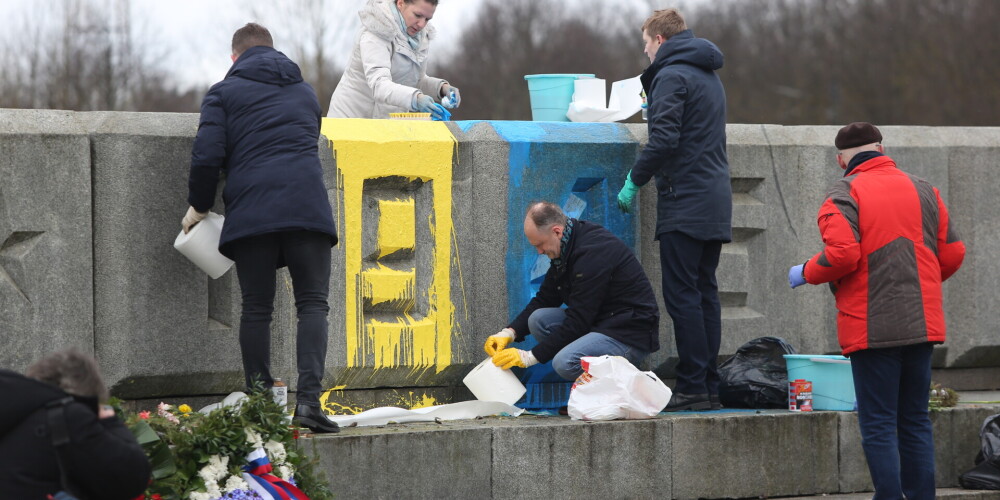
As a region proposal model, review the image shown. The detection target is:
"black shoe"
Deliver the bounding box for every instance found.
[663,392,711,412]
[709,394,723,410]
[293,403,340,433]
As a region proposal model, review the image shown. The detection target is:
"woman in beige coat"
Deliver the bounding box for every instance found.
[328,0,460,119]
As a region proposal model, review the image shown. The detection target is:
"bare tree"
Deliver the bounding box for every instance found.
[0,0,197,112]
[247,0,362,115]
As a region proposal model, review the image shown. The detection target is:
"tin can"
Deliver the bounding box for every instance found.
[271,378,288,408]
[788,379,813,412]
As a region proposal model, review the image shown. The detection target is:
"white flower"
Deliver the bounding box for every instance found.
[205,482,222,499]
[265,440,287,464]
[277,464,293,481]
[224,474,249,493]
[189,492,213,500]
[245,429,264,448]
[197,454,230,491]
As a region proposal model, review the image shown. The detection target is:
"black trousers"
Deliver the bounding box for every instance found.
[229,230,331,406]
[658,231,723,395]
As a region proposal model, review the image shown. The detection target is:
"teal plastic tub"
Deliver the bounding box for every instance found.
[523,74,595,121]
[783,354,857,411]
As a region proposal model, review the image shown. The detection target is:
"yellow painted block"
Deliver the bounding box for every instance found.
[361,264,415,311]
[321,118,457,374]
[377,199,415,257]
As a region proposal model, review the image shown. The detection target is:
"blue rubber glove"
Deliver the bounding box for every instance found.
[788,264,807,288]
[413,94,451,121]
[617,172,640,213]
[441,86,461,109]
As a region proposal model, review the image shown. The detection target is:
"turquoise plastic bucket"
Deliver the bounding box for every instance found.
[783,354,857,411]
[524,74,595,121]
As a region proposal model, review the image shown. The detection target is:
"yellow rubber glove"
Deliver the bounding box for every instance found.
[492,348,538,370]
[483,328,516,356]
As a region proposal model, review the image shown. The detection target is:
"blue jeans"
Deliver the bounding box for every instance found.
[528,308,649,380]
[658,231,723,395]
[850,343,935,500]
[230,230,332,406]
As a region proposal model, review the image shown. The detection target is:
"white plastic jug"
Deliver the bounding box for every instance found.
[462,358,527,406]
[173,212,234,279]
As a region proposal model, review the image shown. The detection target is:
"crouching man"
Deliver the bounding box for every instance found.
[486,201,660,380]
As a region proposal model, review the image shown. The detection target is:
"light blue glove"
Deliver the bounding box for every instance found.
[617,172,640,213]
[788,264,807,288]
[441,86,461,109]
[413,94,451,121]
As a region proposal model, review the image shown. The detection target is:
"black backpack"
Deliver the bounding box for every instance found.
[959,413,1000,490]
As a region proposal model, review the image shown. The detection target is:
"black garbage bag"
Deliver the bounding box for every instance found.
[960,413,1000,490]
[718,336,796,408]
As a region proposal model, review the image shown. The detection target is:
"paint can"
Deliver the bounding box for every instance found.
[788,379,813,412]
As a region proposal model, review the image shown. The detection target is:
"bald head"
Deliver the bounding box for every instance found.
[524,202,567,260]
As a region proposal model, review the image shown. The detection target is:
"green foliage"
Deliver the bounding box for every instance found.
[122,388,333,499]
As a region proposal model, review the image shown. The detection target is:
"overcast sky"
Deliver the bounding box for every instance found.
[0,0,483,90]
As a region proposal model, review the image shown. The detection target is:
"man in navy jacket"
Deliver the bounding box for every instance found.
[616,9,732,411]
[484,202,659,380]
[182,23,339,433]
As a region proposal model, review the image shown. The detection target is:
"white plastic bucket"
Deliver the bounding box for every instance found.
[462,357,526,405]
[173,212,234,279]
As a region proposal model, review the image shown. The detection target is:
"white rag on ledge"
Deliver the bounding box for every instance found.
[328,400,523,427]
[567,75,644,122]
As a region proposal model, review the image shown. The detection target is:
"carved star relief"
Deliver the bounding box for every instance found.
[0,231,44,303]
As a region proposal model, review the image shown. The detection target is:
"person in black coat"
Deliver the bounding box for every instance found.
[483,202,660,380]
[0,349,150,499]
[616,9,732,412]
[181,23,339,433]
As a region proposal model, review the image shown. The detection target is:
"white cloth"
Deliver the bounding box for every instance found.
[327,400,523,427]
[567,76,644,122]
[327,0,447,118]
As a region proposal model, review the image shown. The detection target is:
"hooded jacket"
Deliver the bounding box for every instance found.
[630,30,732,242]
[507,220,660,363]
[327,0,447,118]
[0,369,151,499]
[803,154,965,354]
[188,45,338,259]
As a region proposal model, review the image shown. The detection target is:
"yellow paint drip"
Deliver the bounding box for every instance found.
[377,198,415,257]
[319,386,364,415]
[361,264,415,310]
[320,118,457,375]
[368,314,436,369]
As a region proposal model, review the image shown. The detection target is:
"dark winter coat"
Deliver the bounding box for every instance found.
[508,220,660,363]
[188,45,338,260]
[0,369,151,499]
[631,30,732,242]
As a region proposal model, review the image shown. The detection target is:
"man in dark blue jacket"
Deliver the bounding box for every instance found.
[485,202,659,380]
[616,9,732,411]
[182,23,340,433]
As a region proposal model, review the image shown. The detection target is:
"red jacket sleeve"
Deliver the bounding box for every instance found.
[935,187,965,281]
[804,194,861,284]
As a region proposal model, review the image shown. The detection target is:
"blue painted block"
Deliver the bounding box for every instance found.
[488,121,640,409]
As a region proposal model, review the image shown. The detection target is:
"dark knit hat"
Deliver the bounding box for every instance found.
[835,122,882,150]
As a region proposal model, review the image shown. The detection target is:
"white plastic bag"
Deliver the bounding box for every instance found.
[567,355,672,421]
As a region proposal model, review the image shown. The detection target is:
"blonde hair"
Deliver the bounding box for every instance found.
[642,8,687,40]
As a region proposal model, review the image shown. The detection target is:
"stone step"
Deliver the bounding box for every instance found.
[785,488,1000,499]
[302,401,1000,500]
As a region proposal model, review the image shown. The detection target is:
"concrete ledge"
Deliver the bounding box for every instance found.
[305,402,1000,499]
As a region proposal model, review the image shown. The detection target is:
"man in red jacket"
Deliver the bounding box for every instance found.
[788,122,965,500]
